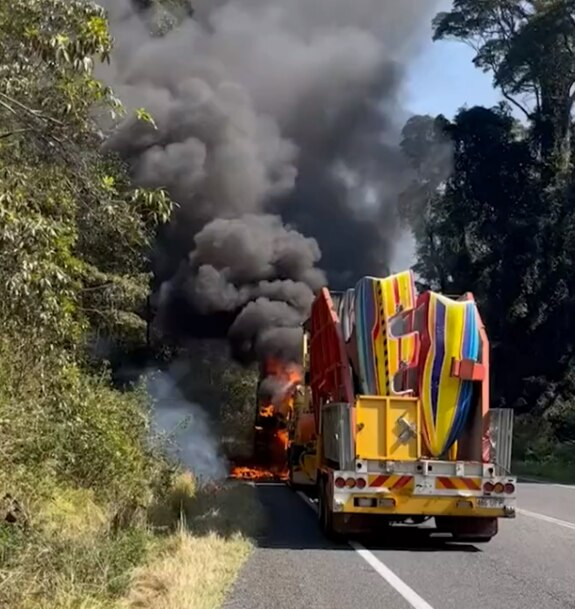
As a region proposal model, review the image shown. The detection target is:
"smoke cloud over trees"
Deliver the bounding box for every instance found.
[99,0,442,362]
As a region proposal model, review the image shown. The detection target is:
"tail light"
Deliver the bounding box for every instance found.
[483,480,515,494]
[334,476,367,489]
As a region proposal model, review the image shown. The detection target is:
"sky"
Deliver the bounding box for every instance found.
[391,1,503,273]
[404,1,503,119]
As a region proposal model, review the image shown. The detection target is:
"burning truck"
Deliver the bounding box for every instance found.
[233,268,517,543]
[230,358,303,480]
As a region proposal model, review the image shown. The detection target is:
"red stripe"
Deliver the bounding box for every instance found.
[392,475,412,490]
[370,475,389,488]
[462,478,481,491]
[439,476,457,490]
[392,278,409,391]
[392,278,401,305]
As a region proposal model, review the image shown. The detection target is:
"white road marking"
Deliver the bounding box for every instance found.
[349,542,435,609]
[517,508,575,531]
[296,491,436,609]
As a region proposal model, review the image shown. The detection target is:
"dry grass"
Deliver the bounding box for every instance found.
[0,474,263,609]
[122,530,251,609]
[0,485,155,609]
[124,473,264,609]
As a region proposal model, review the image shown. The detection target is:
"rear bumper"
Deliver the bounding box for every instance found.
[334,493,516,518]
[329,469,517,519]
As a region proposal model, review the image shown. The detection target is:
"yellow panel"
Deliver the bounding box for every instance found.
[355,396,421,461]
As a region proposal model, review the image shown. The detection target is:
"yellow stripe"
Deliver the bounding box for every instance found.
[366,271,420,398]
[372,281,385,394]
[434,296,465,448]
[421,296,435,450]
[421,293,477,456]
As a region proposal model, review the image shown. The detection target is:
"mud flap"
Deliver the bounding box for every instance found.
[436,516,498,542]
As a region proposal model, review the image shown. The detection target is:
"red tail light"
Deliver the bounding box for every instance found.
[504,483,515,494]
[356,478,366,489]
[335,477,345,488]
[483,481,494,493]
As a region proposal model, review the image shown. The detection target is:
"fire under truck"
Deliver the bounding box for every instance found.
[283,269,516,542]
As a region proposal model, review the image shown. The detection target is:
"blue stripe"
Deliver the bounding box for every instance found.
[356,278,376,394]
[431,300,446,425]
[443,304,480,452]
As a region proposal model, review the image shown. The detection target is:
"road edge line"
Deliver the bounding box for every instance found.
[349,541,435,609]
[517,508,575,531]
[295,491,435,609]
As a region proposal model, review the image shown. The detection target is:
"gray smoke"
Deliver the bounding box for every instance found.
[147,365,227,481]
[97,0,441,361]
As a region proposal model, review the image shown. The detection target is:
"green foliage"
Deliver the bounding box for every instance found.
[0,333,167,506]
[0,519,155,608]
[0,327,175,609]
[0,0,173,348]
[404,3,575,459]
[0,3,181,607]
[433,0,575,171]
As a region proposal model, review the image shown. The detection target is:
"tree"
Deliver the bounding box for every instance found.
[434,0,575,174]
[400,2,575,441]
[0,0,172,351]
[400,104,558,408]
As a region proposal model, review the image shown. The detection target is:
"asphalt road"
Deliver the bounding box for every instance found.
[223,481,575,609]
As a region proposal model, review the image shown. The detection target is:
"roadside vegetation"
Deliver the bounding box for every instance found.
[0,1,261,608]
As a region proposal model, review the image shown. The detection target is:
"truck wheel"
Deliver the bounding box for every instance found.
[287,450,302,491]
[288,464,301,491]
[318,477,342,542]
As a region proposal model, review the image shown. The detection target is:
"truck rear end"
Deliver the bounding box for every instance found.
[301,270,517,542]
[319,397,516,541]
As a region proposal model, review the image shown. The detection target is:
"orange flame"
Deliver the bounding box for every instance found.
[229,466,288,481]
[264,358,303,388]
[258,404,275,418]
[230,428,290,481]
[262,358,302,419]
[229,358,302,482]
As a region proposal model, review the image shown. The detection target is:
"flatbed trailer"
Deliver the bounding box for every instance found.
[288,270,516,542]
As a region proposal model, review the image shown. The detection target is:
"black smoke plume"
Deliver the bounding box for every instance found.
[98,0,441,363]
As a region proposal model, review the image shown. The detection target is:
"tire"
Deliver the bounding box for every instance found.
[318,477,342,541]
[287,448,302,491]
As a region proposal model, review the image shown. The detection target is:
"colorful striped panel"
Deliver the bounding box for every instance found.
[354,272,418,396]
[418,292,481,457]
